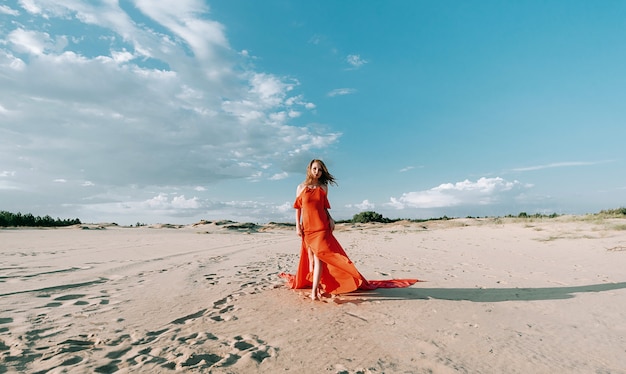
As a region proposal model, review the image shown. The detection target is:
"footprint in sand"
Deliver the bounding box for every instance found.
[49,301,277,373]
[231,334,276,364]
[204,273,218,285]
[34,293,106,311]
[1,253,283,373]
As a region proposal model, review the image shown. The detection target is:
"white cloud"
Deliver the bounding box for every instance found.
[145,193,169,208]
[308,35,322,45]
[134,0,227,61]
[250,73,292,107]
[346,54,367,68]
[0,181,18,190]
[355,199,375,210]
[277,202,292,214]
[327,88,357,97]
[0,0,338,221]
[111,49,134,63]
[270,172,288,180]
[0,5,19,16]
[145,193,198,210]
[18,0,41,14]
[222,73,315,127]
[0,49,26,71]
[171,195,199,209]
[512,161,610,172]
[388,177,527,209]
[345,199,376,211]
[8,28,52,55]
[0,170,18,190]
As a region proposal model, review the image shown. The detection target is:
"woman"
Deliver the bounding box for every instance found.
[280,159,418,300]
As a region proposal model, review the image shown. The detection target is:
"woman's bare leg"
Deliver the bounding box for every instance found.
[307,247,314,273]
[311,254,322,300]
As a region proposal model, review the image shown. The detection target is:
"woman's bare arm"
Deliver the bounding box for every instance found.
[295,184,304,236]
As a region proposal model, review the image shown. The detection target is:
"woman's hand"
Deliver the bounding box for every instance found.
[296,225,303,237]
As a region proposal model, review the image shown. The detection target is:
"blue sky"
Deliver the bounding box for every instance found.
[1,0,624,225]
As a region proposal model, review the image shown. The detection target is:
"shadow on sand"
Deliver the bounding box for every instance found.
[346,281,626,303]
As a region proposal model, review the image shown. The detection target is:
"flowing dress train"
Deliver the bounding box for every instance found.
[279,186,418,295]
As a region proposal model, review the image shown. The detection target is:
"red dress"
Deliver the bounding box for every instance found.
[279,186,418,295]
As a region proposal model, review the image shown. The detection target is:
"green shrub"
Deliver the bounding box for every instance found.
[352,211,389,223]
[599,207,626,216]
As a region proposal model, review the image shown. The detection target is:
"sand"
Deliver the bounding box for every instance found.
[1,217,625,373]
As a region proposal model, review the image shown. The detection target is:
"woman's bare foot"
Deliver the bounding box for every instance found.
[310,288,322,301]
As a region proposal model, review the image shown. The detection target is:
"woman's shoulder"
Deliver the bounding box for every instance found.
[296,183,306,195]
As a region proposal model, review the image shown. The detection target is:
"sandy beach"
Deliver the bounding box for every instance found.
[1,217,625,373]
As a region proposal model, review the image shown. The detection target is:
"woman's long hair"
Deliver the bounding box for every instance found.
[304,159,337,186]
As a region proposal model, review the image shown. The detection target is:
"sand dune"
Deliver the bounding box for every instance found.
[1,217,625,373]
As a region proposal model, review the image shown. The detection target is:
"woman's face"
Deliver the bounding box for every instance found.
[310,162,322,180]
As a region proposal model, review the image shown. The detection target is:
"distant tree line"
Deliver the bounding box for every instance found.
[347,211,565,224]
[0,211,81,227]
[506,212,560,219]
[347,208,626,224]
